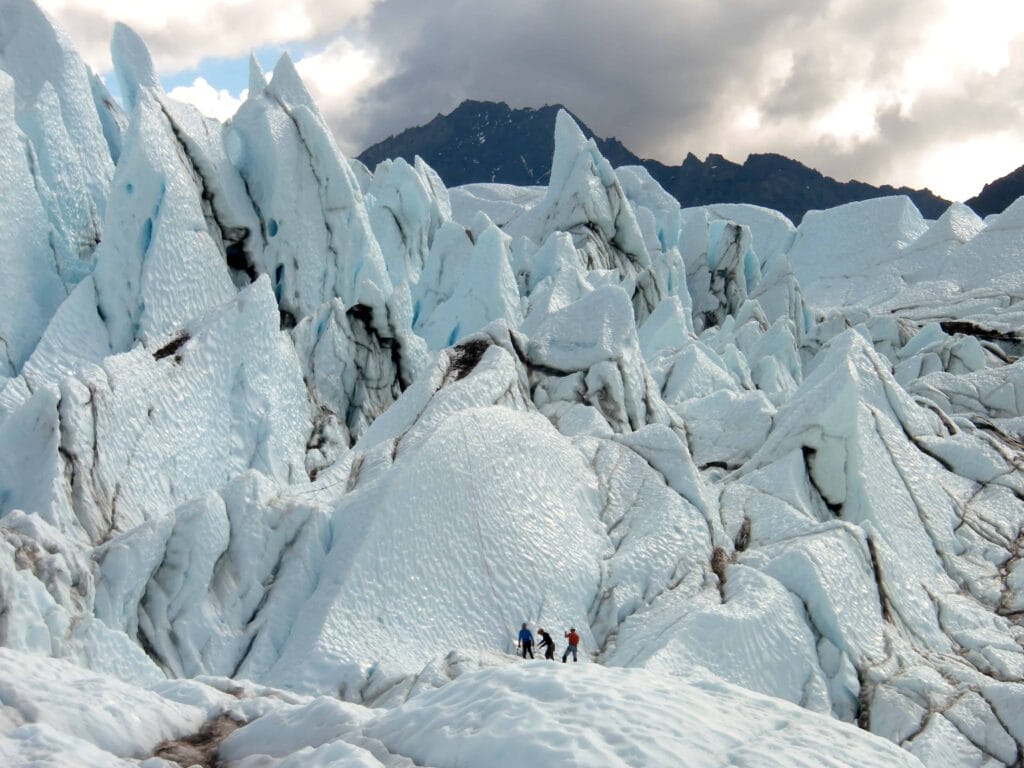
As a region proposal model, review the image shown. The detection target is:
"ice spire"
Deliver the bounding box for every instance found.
[266,52,316,113]
[111,22,160,111]
[544,109,649,265]
[248,52,267,98]
[519,109,663,322]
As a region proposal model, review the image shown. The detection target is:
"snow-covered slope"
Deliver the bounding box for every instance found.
[0,648,924,767]
[1,4,1023,766]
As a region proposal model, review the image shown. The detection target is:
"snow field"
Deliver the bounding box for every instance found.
[0,647,925,767]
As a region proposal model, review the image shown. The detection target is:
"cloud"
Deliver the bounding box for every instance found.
[293,37,387,156]
[167,77,246,122]
[38,0,378,73]
[39,0,1024,200]
[323,0,1024,200]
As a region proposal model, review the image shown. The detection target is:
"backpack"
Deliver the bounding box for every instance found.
[567,630,579,646]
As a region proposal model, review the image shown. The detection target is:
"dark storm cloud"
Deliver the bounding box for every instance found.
[340,0,811,155]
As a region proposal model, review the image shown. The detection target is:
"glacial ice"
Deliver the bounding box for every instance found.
[2,4,1024,766]
[0,71,66,377]
[0,0,112,275]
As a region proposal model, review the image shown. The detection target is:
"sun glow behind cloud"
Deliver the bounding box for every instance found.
[912,133,1024,205]
[294,39,387,156]
[875,0,1024,198]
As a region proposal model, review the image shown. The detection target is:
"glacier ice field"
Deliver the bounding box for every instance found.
[2,1,1024,766]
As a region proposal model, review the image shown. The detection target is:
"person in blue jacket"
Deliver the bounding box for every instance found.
[517,622,534,659]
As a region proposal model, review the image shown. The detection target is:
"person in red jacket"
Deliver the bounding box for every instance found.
[562,628,580,663]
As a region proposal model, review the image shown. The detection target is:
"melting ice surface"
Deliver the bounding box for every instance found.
[2,2,1024,766]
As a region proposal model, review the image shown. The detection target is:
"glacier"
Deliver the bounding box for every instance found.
[1,2,1024,766]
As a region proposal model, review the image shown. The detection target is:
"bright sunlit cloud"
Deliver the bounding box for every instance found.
[293,38,386,156]
[38,0,378,73]
[167,77,246,122]
[812,89,891,149]
[905,133,1024,203]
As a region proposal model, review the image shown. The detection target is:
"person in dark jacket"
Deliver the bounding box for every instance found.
[537,628,556,660]
[517,622,534,659]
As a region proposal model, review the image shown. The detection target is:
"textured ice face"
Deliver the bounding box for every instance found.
[0,72,66,378]
[0,0,114,228]
[3,5,1024,767]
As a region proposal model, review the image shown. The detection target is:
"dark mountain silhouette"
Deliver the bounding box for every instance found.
[358,101,637,188]
[357,100,951,224]
[966,164,1024,217]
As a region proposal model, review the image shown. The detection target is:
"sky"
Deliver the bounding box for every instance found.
[37,0,1024,202]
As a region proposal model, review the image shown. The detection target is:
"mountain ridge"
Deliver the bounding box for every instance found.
[967,163,1024,217]
[358,100,951,223]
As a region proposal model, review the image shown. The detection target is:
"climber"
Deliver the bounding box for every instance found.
[517,622,534,659]
[537,627,556,660]
[562,628,580,663]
